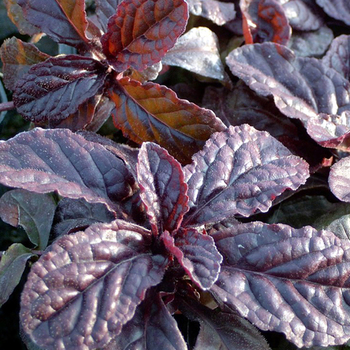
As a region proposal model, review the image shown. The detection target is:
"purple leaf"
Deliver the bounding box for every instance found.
[0,128,135,213]
[53,198,116,237]
[0,37,50,91]
[211,222,350,348]
[13,55,107,123]
[106,290,187,350]
[178,298,271,350]
[288,26,333,57]
[282,0,324,31]
[95,0,123,32]
[101,0,188,72]
[241,0,291,45]
[17,0,90,47]
[137,142,188,235]
[316,0,350,26]
[187,0,235,25]
[0,243,33,307]
[329,156,350,203]
[322,34,350,81]
[226,42,350,149]
[0,189,56,249]
[161,228,222,290]
[20,220,167,350]
[183,125,309,226]
[162,27,225,81]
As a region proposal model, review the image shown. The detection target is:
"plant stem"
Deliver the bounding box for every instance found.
[0,101,15,112]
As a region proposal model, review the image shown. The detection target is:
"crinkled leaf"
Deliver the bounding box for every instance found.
[13,55,107,123]
[211,221,350,348]
[241,0,291,45]
[316,0,350,26]
[322,34,350,81]
[0,37,50,91]
[288,26,333,57]
[20,220,167,350]
[282,0,324,31]
[126,62,163,83]
[137,142,188,235]
[324,214,350,241]
[226,42,350,149]
[161,228,222,290]
[3,0,40,35]
[0,243,33,307]
[0,189,56,249]
[95,0,122,32]
[53,197,116,237]
[0,128,135,213]
[17,0,89,47]
[178,298,271,350]
[187,0,235,25]
[329,156,350,203]
[106,290,187,350]
[101,0,188,72]
[162,27,225,81]
[109,77,226,164]
[183,125,309,226]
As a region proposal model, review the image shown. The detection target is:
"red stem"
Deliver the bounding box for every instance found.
[0,101,15,113]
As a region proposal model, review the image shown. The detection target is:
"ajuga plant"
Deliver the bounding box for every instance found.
[5,0,350,349]
[0,0,226,164]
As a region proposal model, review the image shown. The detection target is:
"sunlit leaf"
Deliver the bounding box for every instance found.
[163,27,225,81]
[109,77,226,164]
[20,220,167,349]
[101,0,188,71]
[17,0,89,47]
[0,37,49,91]
[13,55,108,123]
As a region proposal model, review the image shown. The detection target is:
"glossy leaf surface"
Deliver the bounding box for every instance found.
[187,0,235,25]
[13,55,107,123]
[162,27,225,81]
[106,291,187,350]
[316,0,350,26]
[183,125,309,226]
[101,0,188,71]
[161,228,222,290]
[109,77,226,164]
[0,37,50,91]
[329,156,350,203]
[137,142,188,235]
[211,222,350,348]
[179,298,271,350]
[0,128,135,212]
[241,0,291,45]
[226,42,350,149]
[20,220,167,350]
[0,243,33,307]
[282,0,323,31]
[0,189,56,249]
[17,0,89,47]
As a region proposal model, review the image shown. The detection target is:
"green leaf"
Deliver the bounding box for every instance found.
[0,243,33,307]
[0,189,56,249]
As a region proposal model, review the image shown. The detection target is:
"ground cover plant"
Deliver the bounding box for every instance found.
[3,0,350,349]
